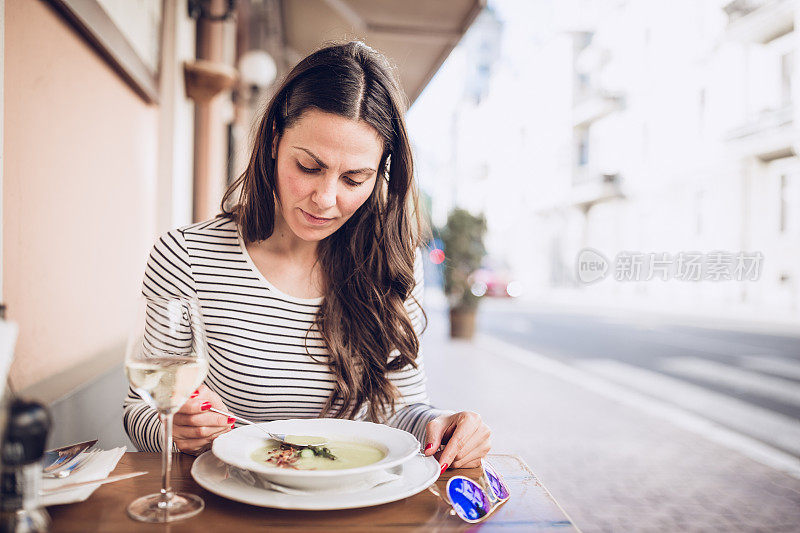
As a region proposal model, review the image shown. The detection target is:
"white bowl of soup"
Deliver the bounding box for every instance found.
[211,418,421,491]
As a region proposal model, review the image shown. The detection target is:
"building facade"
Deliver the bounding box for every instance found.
[413,0,800,318]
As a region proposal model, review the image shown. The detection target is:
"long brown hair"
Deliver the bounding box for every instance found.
[221,41,426,422]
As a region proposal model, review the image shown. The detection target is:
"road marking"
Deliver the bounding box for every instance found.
[578,358,800,455]
[659,356,800,406]
[738,355,800,381]
[477,334,800,480]
[647,329,783,357]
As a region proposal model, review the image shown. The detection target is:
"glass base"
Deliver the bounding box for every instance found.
[126,492,204,523]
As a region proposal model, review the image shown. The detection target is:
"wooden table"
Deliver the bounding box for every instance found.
[48,452,579,532]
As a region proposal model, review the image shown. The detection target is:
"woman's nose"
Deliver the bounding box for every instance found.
[312,176,337,210]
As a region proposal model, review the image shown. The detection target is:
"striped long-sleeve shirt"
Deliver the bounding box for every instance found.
[123,216,452,452]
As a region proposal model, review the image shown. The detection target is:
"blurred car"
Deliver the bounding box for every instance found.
[469,268,523,298]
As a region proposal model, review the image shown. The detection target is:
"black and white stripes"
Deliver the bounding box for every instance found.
[123,217,451,452]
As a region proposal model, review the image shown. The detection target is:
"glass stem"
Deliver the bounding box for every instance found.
[159,411,175,511]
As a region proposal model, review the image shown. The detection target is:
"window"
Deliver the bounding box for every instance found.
[780,174,788,232]
[577,72,591,100]
[781,51,794,107]
[577,128,590,167]
[47,0,163,103]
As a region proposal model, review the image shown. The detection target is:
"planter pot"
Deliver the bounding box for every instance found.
[449,307,477,339]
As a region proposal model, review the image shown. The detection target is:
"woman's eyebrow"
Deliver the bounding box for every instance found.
[292,146,376,175]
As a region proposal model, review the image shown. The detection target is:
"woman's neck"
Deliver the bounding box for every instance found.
[256,207,319,266]
[242,208,325,299]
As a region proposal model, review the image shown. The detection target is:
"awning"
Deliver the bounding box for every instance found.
[280,0,485,104]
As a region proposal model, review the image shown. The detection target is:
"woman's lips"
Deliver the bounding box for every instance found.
[300,209,334,225]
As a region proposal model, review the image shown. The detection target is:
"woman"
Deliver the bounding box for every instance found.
[124,41,491,472]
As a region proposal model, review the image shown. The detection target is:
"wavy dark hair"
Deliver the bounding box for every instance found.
[220,41,426,422]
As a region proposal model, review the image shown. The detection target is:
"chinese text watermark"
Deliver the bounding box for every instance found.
[576,248,763,284]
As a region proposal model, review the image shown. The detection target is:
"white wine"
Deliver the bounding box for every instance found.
[126,356,208,414]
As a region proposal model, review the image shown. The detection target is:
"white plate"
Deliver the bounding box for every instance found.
[212,418,420,490]
[191,450,440,510]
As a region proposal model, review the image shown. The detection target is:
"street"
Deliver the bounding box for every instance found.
[421,294,800,531]
[477,298,800,458]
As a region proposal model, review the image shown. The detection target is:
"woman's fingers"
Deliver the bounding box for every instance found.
[174,420,231,440]
[172,384,234,450]
[177,384,226,415]
[437,412,483,471]
[174,410,232,429]
[450,430,492,469]
[174,425,231,454]
[173,399,230,438]
[173,420,231,442]
[423,416,456,457]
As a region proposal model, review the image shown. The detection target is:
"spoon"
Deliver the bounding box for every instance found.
[208,408,328,447]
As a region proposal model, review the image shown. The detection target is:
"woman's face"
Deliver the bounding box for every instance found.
[272,108,383,242]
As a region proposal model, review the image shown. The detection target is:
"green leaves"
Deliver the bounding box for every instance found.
[441,208,487,310]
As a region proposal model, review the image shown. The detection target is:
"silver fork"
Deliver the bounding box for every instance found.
[207,407,328,447]
[43,443,101,479]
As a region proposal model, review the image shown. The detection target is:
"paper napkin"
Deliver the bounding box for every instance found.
[41,446,127,506]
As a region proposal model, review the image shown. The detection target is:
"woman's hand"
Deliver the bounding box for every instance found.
[423,411,491,471]
[173,384,234,455]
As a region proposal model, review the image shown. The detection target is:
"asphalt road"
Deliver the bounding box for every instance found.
[476,298,800,456]
[423,299,800,531]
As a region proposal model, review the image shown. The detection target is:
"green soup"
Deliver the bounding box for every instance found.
[251,440,385,470]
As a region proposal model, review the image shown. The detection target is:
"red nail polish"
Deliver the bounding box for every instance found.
[190,390,199,399]
[425,443,433,451]
[440,463,448,474]
[230,424,235,429]
[227,417,235,424]
[201,402,211,411]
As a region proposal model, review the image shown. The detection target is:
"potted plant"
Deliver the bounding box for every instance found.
[440,208,487,339]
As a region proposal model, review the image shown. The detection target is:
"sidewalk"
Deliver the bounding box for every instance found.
[422,303,800,532]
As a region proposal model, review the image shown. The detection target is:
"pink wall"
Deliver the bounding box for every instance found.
[4,0,159,390]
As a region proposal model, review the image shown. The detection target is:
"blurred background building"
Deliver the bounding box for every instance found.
[410,0,800,320]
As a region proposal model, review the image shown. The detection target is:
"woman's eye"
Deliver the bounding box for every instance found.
[296,162,320,173]
[343,176,363,187]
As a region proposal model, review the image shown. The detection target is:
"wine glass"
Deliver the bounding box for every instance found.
[124,295,209,522]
